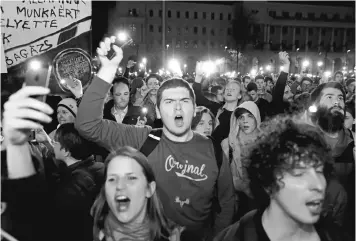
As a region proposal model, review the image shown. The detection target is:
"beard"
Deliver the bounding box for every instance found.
[312,106,345,133]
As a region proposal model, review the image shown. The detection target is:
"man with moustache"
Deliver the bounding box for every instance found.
[306,82,354,186]
[301,81,354,238]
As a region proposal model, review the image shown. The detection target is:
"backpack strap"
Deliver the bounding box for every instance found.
[139,129,163,157]
[207,135,223,171]
[207,135,223,214]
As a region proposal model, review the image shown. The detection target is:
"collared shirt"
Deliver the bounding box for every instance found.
[111,106,128,123]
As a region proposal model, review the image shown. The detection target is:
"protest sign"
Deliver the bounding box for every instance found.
[1,0,92,95]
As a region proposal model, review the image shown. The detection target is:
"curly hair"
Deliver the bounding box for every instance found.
[247,116,334,208]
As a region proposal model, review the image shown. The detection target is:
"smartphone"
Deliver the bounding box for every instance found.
[107,34,133,60]
[140,107,148,121]
[24,61,52,102]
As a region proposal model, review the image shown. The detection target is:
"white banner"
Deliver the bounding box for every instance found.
[1,0,91,68]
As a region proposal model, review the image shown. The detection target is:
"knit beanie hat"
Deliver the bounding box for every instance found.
[57,98,77,118]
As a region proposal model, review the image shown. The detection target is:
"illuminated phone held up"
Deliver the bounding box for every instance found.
[107,32,133,60]
[24,59,52,103]
[140,107,148,121]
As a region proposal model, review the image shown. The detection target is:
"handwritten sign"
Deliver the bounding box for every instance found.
[1,0,91,69]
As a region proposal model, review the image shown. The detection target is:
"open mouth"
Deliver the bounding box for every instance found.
[116,195,131,212]
[305,199,323,214]
[174,115,184,127]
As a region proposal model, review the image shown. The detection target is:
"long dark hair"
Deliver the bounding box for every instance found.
[91,146,175,241]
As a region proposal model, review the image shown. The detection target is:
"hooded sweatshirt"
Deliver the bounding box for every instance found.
[221,101,261,197]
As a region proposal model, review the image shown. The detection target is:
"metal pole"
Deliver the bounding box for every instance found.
[162,0,166,68]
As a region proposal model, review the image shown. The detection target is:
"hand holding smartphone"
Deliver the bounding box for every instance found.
[24,59,52,103]
[107,32,133,60]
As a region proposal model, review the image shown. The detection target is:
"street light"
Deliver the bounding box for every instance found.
[324,71,331,78]
[296,48,300,52]
[142,57,147,64]
[347,50,351,53]
[317,61,323,67]
[280,66,284,71]
[266,65,271,71]
[302,60,310,68]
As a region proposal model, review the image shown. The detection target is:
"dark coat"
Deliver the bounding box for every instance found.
[213,209,352,241]
[1,155,105,241]
[103,99,142,125]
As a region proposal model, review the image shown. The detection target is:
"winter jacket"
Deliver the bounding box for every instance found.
[221,101,261,198]
[103,99,143,125]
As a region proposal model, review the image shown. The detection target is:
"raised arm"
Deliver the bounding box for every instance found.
[75,37,150,151]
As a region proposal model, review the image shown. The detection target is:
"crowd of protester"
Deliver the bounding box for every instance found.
[1,35,355,241]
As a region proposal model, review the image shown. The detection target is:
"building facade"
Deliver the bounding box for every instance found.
[108,1,355,73]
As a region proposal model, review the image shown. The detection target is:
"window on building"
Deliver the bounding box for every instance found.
[227,28,232,36]
[176,40,181,48]
[334,29,338,37]
[307,40,312,48]
[322,28,326,36]
[167,26,171,33]
[228,13,232,20]
[270,26,275,34]
[184,40,189,48]
[159,10,162,18]
[177,11,180,18]
[211,29,215,36]
[129,9,138,16]
[220,29,224,35]
[308,13,315,20]
[320,13,328,20]
[282,26,288,35]
[203,12,207,19]
[129,24,136,32]
[194,26,198,34]
[193,40,198,48]
[149,10,153,17]
[295,40,299,48]
[185,11,189,19]
[333,14,340,20]
[308,28,313,35]
[220,13,223,20]
[295,12,302,19]
[269,11,276,18]
[158,26,162,33]
[177,27,181,36]
[194,12,198,19]
[210,42,215,48]
[211,13,215,20]
[254,24,260,34]
[347,28,354,37]
[185,26,189,34]
[149,25,154,32]
[345,15,353,21]
[296,27,301,35]
[282,12,289,18]
[202,40,206,47]
[168,10,171,18]
[202,27,206,35]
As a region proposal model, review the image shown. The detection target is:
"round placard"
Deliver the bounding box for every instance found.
[52,48,93,92]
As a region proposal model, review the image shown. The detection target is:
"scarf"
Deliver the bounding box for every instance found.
[104,211,151,241]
